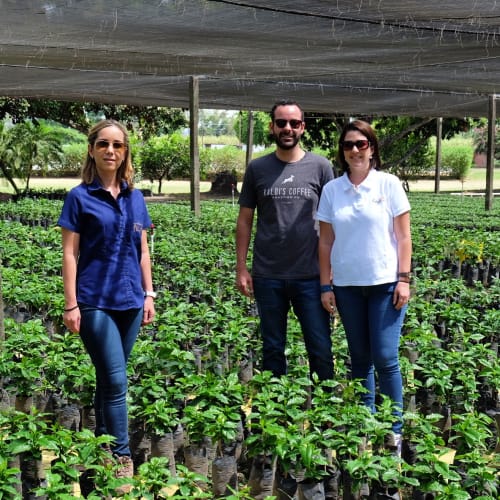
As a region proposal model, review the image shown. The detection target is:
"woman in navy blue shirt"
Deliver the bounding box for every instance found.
[59,119,155,487]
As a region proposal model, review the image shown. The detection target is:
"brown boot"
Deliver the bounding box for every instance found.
[114,455,134,495]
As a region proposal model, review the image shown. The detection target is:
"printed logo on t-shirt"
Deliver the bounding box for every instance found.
[263,175,312,200]
[133,222,143,232]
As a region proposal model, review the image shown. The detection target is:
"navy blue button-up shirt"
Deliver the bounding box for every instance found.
[58,180,152,310]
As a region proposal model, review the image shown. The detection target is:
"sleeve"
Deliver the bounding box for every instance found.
[322,158,335,184]
[143,197,153,228]
[238,163,257,209]
[129,190,153,230]
[57,189,82,233]
[316,181,334,223]
[389,175,411,217]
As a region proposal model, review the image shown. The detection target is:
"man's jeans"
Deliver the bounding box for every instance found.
[79,305,143,456]
[333,282,406,433]
[253,277,333,381]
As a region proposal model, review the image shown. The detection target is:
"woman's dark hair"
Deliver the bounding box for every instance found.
[337,119,382,174]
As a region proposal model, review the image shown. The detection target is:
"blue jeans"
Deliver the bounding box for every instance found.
[79,305,143,456]
[253,278,333,381]
[333,282,406,433]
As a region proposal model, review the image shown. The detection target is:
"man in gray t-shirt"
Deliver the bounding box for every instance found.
[235,99,334,381]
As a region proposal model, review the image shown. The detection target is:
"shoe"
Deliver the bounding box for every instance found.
[386,432,402,458]
[114,455,134,495]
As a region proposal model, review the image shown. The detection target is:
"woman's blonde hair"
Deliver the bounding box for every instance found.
[81,119,134,188]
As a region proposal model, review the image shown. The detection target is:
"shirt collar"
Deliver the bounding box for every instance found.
[88,179,129,194]
[342,169,377,192]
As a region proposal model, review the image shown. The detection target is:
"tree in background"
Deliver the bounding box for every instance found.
[301,114,346,172]
[199,109,235,137]
[303,114,471,189]
[375,116,472,189]
[0,98,186,140]
[472,121,500,167]
[374,116,436,190]
[139,132,206,194]
[0,120,65,196]
[0,98,188,194]
[235,111,273,147]
[204,147,245,180]
[0,98,480,194]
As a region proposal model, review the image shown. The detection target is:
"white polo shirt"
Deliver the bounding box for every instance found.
[316,169,410,286]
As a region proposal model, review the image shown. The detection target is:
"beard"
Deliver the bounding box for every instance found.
[272,131,301,150]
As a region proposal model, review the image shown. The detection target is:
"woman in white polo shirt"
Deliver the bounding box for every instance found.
[316,119,412,455]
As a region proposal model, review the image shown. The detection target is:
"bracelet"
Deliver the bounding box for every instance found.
[320,284,333,293]
[398,279,410,284]
[64,305,79,312]
[397,272,411,278]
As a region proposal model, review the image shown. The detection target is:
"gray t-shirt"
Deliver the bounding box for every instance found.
[239,151,334,279]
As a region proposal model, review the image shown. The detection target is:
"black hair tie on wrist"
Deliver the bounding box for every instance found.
[64,305,79,312]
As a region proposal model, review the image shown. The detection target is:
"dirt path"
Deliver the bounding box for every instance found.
[407,177,499,193]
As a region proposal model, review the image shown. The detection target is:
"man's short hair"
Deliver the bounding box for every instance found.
[271,99,304,121]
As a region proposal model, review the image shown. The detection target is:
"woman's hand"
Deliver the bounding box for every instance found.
[63,307,81,334]
[393,281,410,310]
[143,296,156,325]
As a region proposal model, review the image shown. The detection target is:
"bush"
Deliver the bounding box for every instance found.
[441,145,472,180]
[204,146,246,181]
[430,135,474,180]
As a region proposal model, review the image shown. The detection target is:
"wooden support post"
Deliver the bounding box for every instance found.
[434,117,442,194]
[485,95,497,211]
[190,76,201,215]
[245,110,254,169]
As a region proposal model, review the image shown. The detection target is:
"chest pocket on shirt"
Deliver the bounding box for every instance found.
[131,222,143,246]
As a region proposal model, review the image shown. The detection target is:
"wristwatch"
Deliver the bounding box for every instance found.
[144,290,157,299]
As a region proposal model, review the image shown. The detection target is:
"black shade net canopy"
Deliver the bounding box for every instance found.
[0,0,499,117]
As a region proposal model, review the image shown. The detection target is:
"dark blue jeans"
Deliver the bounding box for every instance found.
[253,277,333,381]
[79,305,143,456]
[333,282,406,433]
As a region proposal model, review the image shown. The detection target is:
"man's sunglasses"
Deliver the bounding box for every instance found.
[340,140,370,151]
[94,140,127,151]
[274,119,303,129]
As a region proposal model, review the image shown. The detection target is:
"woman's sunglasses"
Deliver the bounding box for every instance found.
[340,139,370,151]
[274,119,303,129]
[94,140,127,151]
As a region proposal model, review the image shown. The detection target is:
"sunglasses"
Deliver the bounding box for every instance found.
[274,119,303,129]
[340,139,370,151]
[94,140,127,151]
